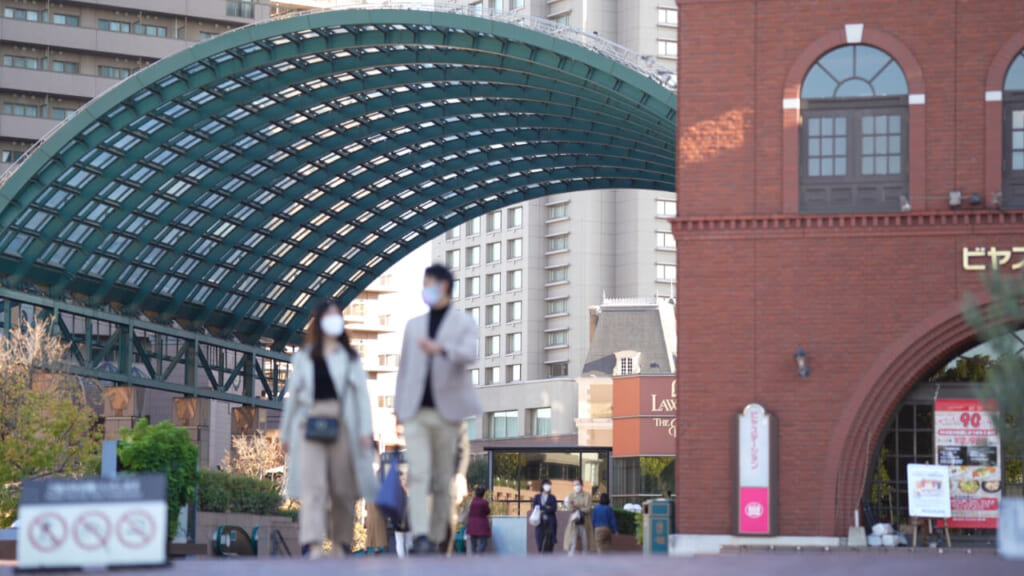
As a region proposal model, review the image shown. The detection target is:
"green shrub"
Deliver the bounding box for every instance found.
[613,508,638,535]
[118,419,198,539]
[198,469,283,516]
[275,507,299,522]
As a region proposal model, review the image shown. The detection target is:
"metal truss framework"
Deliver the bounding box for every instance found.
[0,287,288,409]
[0,7,676,370]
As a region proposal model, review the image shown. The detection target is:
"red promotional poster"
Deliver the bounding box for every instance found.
[934,399,1001,529]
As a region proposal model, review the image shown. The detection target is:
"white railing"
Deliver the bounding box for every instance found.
[267,1,678,91]
[601,296,660,306]
[0,0,676,187]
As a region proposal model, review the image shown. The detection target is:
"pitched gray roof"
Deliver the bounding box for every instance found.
[581,301,675,377]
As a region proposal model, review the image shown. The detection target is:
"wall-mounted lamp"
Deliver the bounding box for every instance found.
[948,190,963,208]
[900,196,912,212]
[794,348,810,379]
[969,193,983,206]
[992,191,1003,209]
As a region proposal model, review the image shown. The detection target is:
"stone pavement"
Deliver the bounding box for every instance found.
[0,552,1020,576]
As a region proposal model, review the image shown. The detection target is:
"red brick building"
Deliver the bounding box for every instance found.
[672,0,1024,537]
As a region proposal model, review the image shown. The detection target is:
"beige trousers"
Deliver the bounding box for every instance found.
[595,526,613,553]
[404,407,461,542]
[299,400,356,549]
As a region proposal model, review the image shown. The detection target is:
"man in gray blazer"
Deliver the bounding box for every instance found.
[395,264,482,554]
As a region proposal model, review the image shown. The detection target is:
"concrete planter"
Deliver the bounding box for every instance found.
[998,497,1024,560]
[196,511,299,557]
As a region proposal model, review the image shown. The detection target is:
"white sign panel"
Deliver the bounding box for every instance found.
[17,475,167,570]
[738,403,770,487]
[907,464,952,519]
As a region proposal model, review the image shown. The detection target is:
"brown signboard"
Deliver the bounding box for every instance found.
[611,375,676,457]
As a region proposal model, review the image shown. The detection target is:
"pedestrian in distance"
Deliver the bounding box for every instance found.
[280,300,379,559]
[532,478,558,553]
[592,493,619,553]
[564,479,594,554]
[466,486,492,554]
[395,264,482,555]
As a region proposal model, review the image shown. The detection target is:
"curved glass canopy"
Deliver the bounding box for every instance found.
[0,9,676,350]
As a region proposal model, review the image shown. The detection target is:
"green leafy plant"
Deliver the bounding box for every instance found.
[613,508,638,535]
[928,355,991,383]
[117,419,198,538]
[197,469,285,516]
[962,271,1024,462]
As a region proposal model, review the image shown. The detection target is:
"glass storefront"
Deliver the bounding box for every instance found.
[611,456,676,509]
[481,448,612,516]
[865,339,1024,544]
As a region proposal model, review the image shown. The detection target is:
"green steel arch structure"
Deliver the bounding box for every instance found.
[0,6,675,406]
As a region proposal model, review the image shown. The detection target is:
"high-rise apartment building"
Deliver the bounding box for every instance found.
[343,274,403,450]
[435,0,679,392]
[0,0,406,458]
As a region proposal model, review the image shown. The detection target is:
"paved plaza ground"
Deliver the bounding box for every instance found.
[1,551,1021,576]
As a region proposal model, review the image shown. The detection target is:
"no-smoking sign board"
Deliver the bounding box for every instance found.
[17,475,167,570]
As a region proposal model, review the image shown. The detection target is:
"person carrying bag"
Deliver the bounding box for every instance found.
[531,479,558,553]
[280,300,379,559]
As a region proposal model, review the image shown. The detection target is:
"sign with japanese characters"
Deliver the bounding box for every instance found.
[17,475,167,570]
[962,246,1024,271]
[736,404,776,536]
[934,399,1001,529]
[907,464,952,518]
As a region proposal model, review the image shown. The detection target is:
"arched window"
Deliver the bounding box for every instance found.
[800,45,909,213]
[1003,49,1024,208]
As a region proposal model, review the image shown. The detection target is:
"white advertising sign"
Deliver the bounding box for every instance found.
[17,475,167,570]
[907,464,952,519]
[738,403,770,487]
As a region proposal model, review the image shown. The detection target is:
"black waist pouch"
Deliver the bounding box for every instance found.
[305,417,339,442]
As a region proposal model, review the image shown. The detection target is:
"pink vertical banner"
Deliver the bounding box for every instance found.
[736,404,775,535]
[738,487,770,534]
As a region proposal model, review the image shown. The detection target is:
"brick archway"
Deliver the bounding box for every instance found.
[781,26,927,213]
[817,297,986,535]
[984,31,1024,197]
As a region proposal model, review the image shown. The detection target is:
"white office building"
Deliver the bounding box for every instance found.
[437,0,679,443]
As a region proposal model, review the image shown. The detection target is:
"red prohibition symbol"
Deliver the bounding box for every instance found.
[72,511,111,550]
[28,513,67,552]
[116,509,156,549]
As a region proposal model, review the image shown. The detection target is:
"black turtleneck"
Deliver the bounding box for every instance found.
[421,305,449,408]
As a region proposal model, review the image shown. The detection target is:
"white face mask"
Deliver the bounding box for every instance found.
[319,314,345,338]
[542,484,551,493]
[574,485,582,493]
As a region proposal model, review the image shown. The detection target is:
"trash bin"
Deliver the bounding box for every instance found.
[642,499,674,555]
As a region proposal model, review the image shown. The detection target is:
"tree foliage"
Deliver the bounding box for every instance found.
[220,433,285,487]
[0,320,101,527]
[117,419,198,538]
[928,354,991,383]
[962,271,1024,458]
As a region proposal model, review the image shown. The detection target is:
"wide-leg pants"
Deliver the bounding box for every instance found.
[299,400,357,549]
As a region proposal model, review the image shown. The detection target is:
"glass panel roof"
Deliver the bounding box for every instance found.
[0,10,675,350]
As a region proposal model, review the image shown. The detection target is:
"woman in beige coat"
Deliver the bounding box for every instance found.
[563,479,594,554]
[280,300,379,559]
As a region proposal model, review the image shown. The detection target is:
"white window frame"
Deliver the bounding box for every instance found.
[657,39,678,58]
[656,231,676,249]
[506,301,522,322]
[506,332,522,354]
